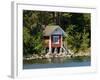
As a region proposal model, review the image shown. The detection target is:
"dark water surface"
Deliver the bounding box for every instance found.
[23,56,90,69]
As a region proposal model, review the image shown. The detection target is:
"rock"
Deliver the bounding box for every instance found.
[72,51,90,57]
[66,54,71,58]
[45,52,52,58]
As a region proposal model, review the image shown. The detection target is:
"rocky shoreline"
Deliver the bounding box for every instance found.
[23,51,90,60]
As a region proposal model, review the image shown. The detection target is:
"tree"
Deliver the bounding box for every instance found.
[65,13,91,53]
[23,10,44,55]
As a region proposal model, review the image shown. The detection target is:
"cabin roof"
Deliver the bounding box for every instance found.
[43,25,67,36]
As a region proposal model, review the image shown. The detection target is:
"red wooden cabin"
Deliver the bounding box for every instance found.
[43,25,67,53]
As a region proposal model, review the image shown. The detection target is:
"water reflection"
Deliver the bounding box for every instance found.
[23,56,91,69]
[48,57,65,63]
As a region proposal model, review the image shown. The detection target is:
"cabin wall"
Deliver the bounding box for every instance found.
[43,34,62,48]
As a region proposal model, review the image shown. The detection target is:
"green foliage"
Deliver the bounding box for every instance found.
[23,27,30,44]
[65,13,90,53]
[23,10,44,55]
[80,31,89,51]
[32,32,43,54]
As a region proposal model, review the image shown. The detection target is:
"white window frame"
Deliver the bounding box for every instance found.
[53,35,59,44]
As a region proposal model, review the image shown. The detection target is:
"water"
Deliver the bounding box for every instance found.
[23,56,90,69]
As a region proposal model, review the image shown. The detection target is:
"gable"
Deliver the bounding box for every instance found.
[52,28,64,35]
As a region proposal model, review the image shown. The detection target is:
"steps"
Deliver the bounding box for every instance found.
[62,46,68,54]
[62,46,73,55]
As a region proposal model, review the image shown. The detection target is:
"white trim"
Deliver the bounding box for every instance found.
[49,36,51,52]
[11,1,18,78]
[61,36,63,48]
[52,35,59,44]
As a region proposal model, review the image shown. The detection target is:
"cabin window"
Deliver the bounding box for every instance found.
[52,36,59,44]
